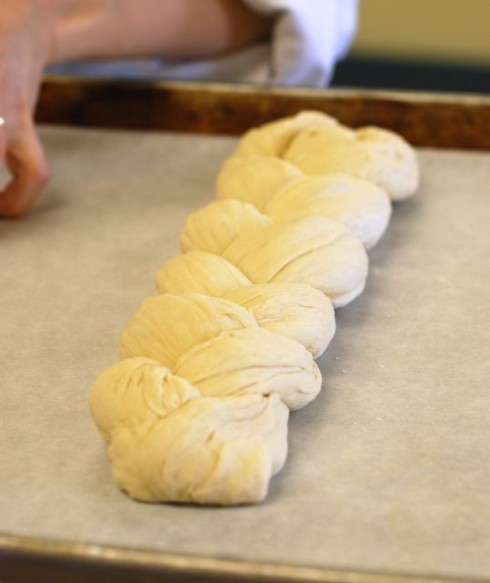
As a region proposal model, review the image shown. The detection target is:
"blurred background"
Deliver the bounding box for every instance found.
[332,0,490,93]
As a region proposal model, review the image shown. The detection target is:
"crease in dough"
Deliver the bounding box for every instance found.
[181,199,273,255]
[233,110,339,158]
[90,357,201,442]
[174,328,322,411]
[263,173,392,250]
[156,250,252,297]
[120,293,257,368]
[156,253,335,357]
[216,155,302,210]
[283,124,419,201]
[223,216,368,308]
[224,282,335,359]
[107,391,289,505]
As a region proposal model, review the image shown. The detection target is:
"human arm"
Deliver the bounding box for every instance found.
[0,0,272,217]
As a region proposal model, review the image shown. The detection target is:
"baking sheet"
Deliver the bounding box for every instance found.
[1,126,489,580]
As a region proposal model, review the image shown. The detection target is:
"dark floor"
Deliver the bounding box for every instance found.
[331,56,490,94]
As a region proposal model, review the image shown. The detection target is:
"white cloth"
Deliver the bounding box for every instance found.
[46,0,358,87]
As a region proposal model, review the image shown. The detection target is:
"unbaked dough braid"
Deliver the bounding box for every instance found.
[177,201,368,307]
[223,110,419,201]
[216,164,391,250]
[91,358,288,504]
[90,111,419,506]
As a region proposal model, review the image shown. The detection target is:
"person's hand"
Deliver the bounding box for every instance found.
[0,1,51,218]
[0,0,271,218]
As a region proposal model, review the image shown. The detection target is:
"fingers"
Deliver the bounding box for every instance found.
[0,0,53,219]
[0,118,50,218]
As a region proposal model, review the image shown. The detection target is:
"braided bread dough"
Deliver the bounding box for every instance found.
[232,110,338,159]
[155,254,335,358]
[90,110,419,505]
[90,358,288,504]
[215,170,391,250]
[283,125,419,201]
[179,205,368,308]
[216,156,302,211]
[223,110,419,201]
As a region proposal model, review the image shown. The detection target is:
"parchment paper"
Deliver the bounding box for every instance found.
[1,126,489,580]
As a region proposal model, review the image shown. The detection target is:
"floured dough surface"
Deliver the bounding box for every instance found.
[234,110,339,158]
[283,125,419,201]
[264,173,392,250]
[225,283,335,359]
